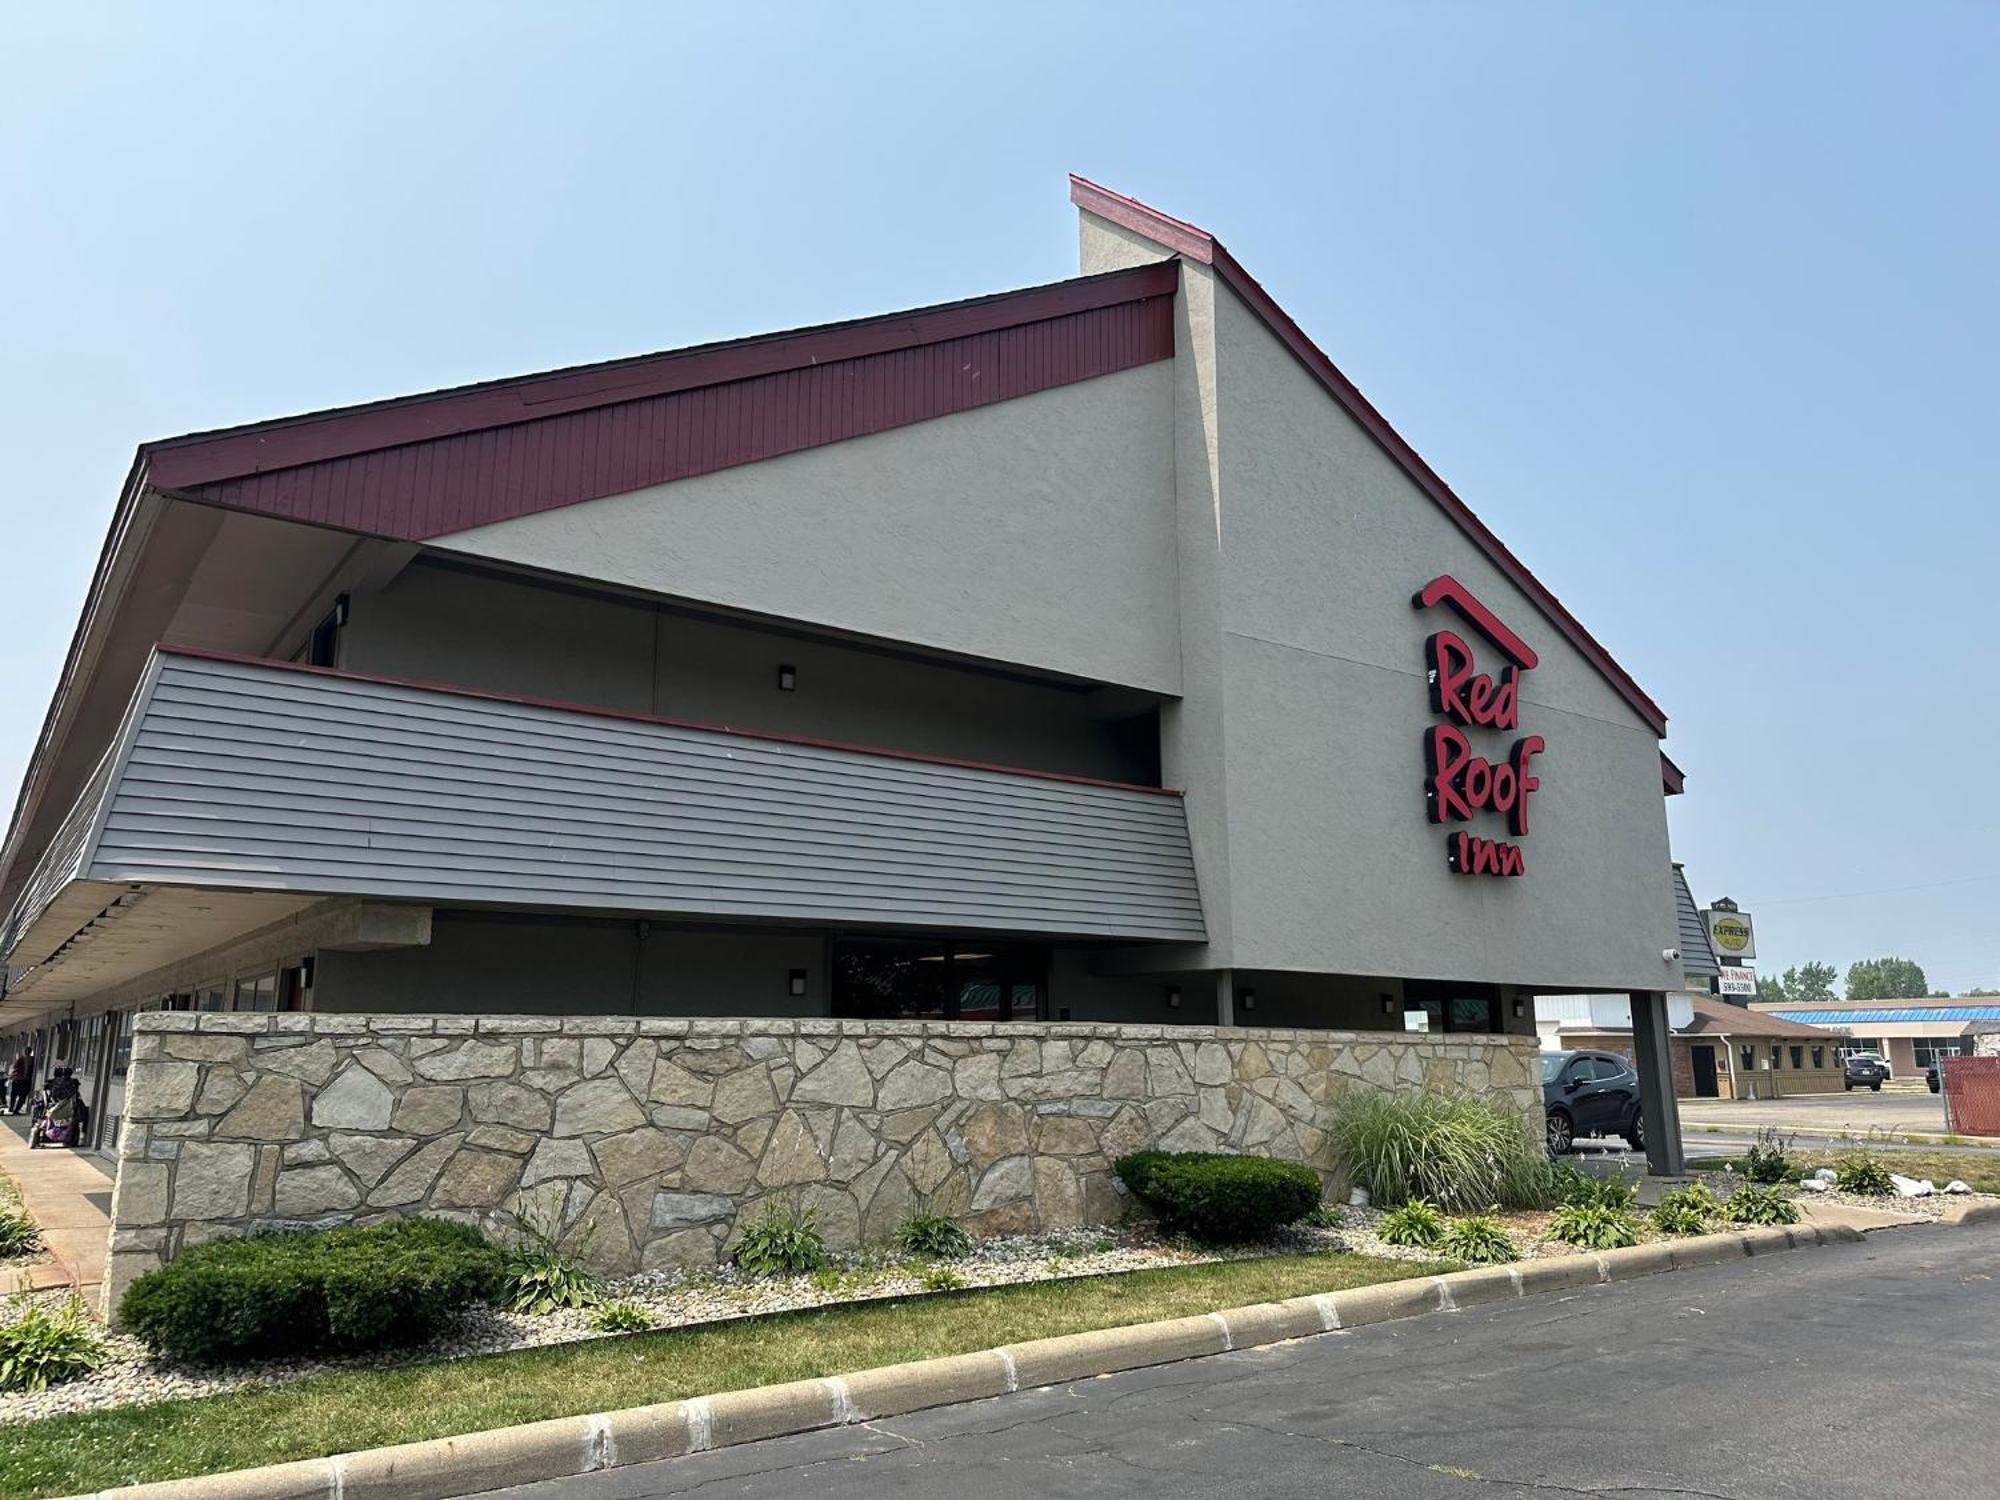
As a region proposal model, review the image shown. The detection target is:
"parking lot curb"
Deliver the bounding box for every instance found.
[1943,1198,2000,1228]
[69,1225,1860,1500]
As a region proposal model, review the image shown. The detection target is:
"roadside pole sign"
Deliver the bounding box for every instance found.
[1716,966,1756,997]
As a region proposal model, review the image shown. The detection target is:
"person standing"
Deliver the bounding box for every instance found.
[6,1051,31,1114]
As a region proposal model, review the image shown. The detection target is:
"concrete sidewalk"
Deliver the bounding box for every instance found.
[0,1110,112,1300]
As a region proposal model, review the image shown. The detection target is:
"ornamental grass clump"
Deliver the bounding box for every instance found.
[120,1218,504,1364]
[1114,1151,1321,1243]
[1331,1091,1544,1212]
[1438,1213,1516,1265]
[0,1294,106,1394]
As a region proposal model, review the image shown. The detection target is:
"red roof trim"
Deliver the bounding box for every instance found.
[1070,175,1669,739]
[144,262,1179,491]
[1661,751,1686,797]
[155,646,1186,800]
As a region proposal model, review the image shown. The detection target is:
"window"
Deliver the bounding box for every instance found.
[1771,1045,1783,1070]
[1740,1045,1756,1071]
[832,938,1046,1022]
[233,972,278,1012]
[1914,1039,1969,1070]
[197,983,227,1012]
[1790,1046,1804,1070]
[1812,1046,1825,1069]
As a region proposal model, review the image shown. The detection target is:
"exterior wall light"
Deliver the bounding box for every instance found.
[1511,997,1525,1018]
[777,664,797,691]
[1165,986,1182,1009]
[788,969,808,998]
[1240,989,1257,1012]
[1380,995,1397,1016]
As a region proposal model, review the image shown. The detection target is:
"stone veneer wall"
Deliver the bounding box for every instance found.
[103,1013,1539,1317]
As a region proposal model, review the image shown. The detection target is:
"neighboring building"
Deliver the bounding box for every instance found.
[1559,992,1843,1099]
[0,179,1691,1292]
[1751,998,2000,1080]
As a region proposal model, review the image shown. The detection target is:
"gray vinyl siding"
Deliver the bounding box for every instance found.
[1673,866,1719,980]
[79,654,1205,942]
[0,745,117,958]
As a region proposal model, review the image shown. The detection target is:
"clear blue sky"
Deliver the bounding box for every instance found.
[3,3,1995,993]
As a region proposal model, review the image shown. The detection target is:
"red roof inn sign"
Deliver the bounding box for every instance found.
[1415,576,1545,878]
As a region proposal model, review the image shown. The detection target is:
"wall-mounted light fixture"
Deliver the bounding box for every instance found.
[1380,995,1397,1017]
[788,969,808,998]
[1165,985,1182,1009]
[1511,997,1525,1019]
[1240,988,1257,1012]
[777,664,797,691]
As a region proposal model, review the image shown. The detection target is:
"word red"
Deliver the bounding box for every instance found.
[1425,726,1544,837]
[1427,630,1521,731]
[1449,831,1525,877]
[1414,574,1549,879]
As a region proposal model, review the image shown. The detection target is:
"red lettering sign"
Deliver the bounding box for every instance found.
[1414,576,1547,878]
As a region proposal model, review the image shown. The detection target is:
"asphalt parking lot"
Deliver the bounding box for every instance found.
[1677,1088,1974,1144]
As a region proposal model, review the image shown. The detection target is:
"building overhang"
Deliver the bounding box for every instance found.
[2,649,1206,1003]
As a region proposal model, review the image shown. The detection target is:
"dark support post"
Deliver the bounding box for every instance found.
[1628,990,1684,1175]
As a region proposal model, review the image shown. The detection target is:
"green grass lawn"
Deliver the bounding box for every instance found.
[0,1249,1447,1500]
[1686,1148,2000,1195]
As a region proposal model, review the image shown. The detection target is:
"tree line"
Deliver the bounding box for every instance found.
[1753,957,2000,1003]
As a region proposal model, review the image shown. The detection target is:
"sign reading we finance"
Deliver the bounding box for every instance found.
[1414,575,1545,878]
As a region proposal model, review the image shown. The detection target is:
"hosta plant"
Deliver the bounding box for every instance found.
[1548,1202,1640,1250]
[1438,1213,1516,1265]
[0,1294,106,1394]
[1377,1197,1446,1249]
[1651,1183,1723,1237]
[732,1203,830,1277]
[1833,1153,1894,1196]
[896,1212,972,1260]
[1726,1182,1800,1226]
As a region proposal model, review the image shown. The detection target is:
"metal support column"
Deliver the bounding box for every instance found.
[1627,990,1685,1176]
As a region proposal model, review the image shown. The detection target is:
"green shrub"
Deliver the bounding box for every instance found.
[0,1208,40,1259]
[1113,1152,1321,1243]
[1548,1202,1640,1250]
[732,1204,830,1276]
[1438,1213,1516,1265]
[1726,1182,1800,1226]
[120,1218,502,1364]
[1330,1091,1544,1211]
[588,1299,653,1334]
[1833,1153,1894,1196]
[919,1264,967,1292]
[896,1212,972,1260]
[1743,1128,1796,1185]
[1651,1183,1723,1237]
[0,1294,106,1393]
[1377,1198,1446,1248]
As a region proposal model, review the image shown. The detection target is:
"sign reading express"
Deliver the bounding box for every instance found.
[1414,576,1544,878]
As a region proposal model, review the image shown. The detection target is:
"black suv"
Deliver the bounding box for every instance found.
[1843,1053,1889,1091]
[1542,1049,1643,1155]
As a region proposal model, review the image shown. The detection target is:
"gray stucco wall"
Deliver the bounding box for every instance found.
[1205,287,1678,991]
[341,560,1161,786]
[1080,207,1679,993]
[426,363,1183,696]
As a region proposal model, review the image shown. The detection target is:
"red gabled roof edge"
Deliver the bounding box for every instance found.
[1070,175,1669,740]
[1661,751,1686,796]
[142,261,1179,493]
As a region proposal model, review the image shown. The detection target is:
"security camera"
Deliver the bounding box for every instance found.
[1662,948,1681,963]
